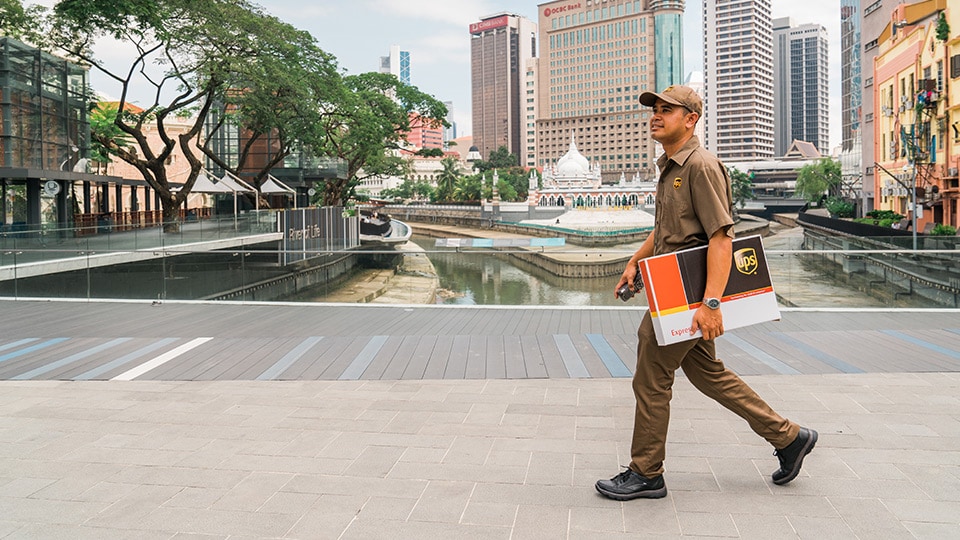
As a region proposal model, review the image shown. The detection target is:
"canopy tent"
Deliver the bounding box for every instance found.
[171,170,238,228]
[186,170,233,194]
[219,171,258,229]
[260,174,297,208]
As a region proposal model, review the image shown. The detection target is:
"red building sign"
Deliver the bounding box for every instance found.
[469,16,508,34]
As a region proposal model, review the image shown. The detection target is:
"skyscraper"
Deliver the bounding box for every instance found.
[380,45,410,85]
[536,0,684,183]
[772,18,829,156]
[470,13,538,161]
[840,0,865,212]
[703,0,775,160]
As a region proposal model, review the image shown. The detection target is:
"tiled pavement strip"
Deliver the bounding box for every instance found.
[0,302,959,539]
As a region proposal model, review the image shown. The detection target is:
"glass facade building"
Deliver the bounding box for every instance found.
[652,2,684,92]
[0,38,88,171]
[0,37,90,231]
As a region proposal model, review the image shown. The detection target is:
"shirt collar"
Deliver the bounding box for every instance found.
[657,135,701,172]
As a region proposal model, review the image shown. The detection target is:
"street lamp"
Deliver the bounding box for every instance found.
[875,161,917,250]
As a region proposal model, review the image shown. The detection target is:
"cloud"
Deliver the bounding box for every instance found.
[369,0,504,27]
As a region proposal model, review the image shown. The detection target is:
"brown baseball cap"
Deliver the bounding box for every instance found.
[639,85,702,116]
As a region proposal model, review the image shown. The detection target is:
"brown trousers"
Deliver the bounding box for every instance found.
[630,312,799,477]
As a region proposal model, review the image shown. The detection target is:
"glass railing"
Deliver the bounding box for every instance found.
[2,227,958,308]
[0,211,282,268]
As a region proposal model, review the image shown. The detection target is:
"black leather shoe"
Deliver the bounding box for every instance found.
[772,427,818,485]
[595,468,667,500]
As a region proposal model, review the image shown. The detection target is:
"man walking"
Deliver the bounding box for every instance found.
[596,86,816,501]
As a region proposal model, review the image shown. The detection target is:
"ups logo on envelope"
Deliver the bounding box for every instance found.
[734,248,758,275]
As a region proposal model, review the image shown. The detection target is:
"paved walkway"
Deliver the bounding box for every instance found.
[1,300,959,538]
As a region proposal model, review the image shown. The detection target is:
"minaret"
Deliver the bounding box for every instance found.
[527,169,539,206]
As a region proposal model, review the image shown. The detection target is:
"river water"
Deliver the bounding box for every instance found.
[410,237,646,307]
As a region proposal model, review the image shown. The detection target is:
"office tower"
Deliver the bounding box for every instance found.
[684,71,706,145]
[536,0,684,183]
[523,57,539,168]
[406,113,444,150]
[380,45,410,85]
[703,0,775,160]
[840,0,865,212]
[442,101,457,145]
[470,13,538,161]
[772,18,829,156]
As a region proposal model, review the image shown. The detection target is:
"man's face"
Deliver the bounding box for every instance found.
[649,99,696,144]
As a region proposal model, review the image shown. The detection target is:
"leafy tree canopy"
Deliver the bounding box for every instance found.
[473,146,518,173]
[0,0,44,42]
[315,72,447,206]
[727,166,754,209]
[47,0,337,229]
[434,156,461,203]
[795,158,841,202]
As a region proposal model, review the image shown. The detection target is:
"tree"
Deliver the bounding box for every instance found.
[380,179,433,202]
[727,167,754,209]
[48,0,328,231]
[88,102,135,175]
[434,156,460,202]
[315,72,447,206]
[489,168,529,201]
[473,145,518,173]
[0,0,44,42]
[795,158,842,203]
[415,148,444,158]
[452,173,483,202]
[199,19,342,204]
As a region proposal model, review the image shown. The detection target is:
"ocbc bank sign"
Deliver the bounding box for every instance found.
[543,2,583,17]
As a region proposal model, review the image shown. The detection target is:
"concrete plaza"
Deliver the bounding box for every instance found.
[1,302,959,539]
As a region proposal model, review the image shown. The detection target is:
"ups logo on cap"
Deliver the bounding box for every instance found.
[734,248,758,275]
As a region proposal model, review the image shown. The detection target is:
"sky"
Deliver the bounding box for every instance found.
[42,0,843,151]
[253,0,843,151]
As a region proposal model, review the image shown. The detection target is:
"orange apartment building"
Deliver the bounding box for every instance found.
[874,0,958,230]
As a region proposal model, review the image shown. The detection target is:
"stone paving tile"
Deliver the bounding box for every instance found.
[0,373,959,537]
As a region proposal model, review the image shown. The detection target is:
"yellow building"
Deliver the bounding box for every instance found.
[874,0,958,230]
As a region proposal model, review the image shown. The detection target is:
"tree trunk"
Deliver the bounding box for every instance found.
[161,197,181,233]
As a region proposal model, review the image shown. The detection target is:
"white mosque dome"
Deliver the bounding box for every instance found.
[555,134,590,176]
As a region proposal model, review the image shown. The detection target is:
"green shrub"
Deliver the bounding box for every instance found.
[865,210,904,221]
[878,218,896,228]
[929,223,957,236]
[825,197,855,218]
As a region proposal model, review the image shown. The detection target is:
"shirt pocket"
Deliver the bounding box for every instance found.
[657,182,690,241]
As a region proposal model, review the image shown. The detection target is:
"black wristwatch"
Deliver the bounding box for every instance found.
[703,297,721,310]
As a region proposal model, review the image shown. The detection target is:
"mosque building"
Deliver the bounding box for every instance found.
[528,134,657,208]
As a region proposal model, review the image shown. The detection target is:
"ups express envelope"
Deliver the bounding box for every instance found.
[638,235,780,346]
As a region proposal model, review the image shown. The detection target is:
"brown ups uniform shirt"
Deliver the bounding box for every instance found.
[653,135,735,256]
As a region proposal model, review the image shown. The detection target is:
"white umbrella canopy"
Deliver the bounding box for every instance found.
[188,170,234,193]
[260,174,298,208]
[218,171,259,227]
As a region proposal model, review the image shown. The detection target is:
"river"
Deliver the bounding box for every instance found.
[410,236,646,307]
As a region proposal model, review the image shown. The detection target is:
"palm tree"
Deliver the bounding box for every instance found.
[435,156,460,202]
